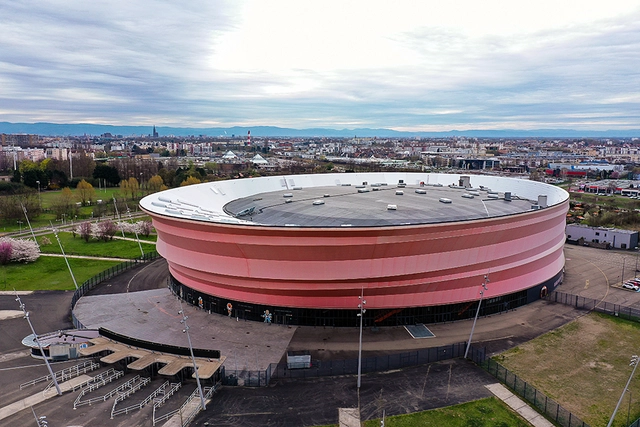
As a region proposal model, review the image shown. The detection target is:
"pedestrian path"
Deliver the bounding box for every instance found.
[485,383,555,427]
[0,375,92,422]
[40,253,134,262]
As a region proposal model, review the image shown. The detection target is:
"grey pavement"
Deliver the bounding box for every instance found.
[74,288,297,371]
[0,245,638,426]
[486,383,555,427]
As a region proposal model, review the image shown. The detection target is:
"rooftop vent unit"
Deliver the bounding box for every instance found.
[462,194,474,199]
[323,194,331,197]
[469,191,480,196]
[531,205,541,210]
[459,175,471,188]
[387,204,397,210]
[487,193,499,199]
[415,189,427,194]
[538,195,548,208]
[396,190,404,195]
[293,187,303,190]
[312,200,325,205]
[504,192,512,202]
[355,185,366,188]
[372,187,380,191]
[439,198,452,204]
[283,193,293,198]
[285,199,293,204]
[397,183,406,188]
[358,188,370,193]
[341,183,352,186]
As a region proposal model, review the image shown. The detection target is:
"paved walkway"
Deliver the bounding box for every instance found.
[40,253,135,262]
[0,375,92,422]
[486,383,555,427]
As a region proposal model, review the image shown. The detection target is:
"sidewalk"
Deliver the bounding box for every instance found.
[0,375,92,423]
[39,253,135,262]
[486,383,555,427]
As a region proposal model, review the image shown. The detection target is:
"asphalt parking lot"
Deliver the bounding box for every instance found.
[1,244,640,426]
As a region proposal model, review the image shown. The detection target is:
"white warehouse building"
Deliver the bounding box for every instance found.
[566,224,639,250]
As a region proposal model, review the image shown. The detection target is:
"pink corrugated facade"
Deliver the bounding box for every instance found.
[146,198,568,310]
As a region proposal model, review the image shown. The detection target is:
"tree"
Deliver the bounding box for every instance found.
[0,242,12,265]
[139,220,153,237]
[78,221,92,242]
[180,176,201,186]
[119,179,130,200]
[93,163,121,186]
[52,187,77,219]
[96,220,117,241]
[76,179,96,206]
[0,237,40,263]
[147,175,166,193]
[127,177,140,199]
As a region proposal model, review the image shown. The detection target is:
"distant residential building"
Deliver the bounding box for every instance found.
[46,147,69,160]
[566,224,638,250]
[1,133,39,147]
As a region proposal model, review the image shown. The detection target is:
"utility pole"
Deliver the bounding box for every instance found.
[357,288,366,411]
[15,293,61,395]
[465,274,490,359]
[178,301,206,411]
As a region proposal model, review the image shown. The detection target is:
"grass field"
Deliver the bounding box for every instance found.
[495,312,640,427]
[0,187,145,232]
[38,232,155,258]
[38,187,127,208]
[0,256,121,291]
[317,397,530,427]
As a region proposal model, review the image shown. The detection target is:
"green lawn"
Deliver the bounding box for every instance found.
[38,231,155,259]
[38,187,128,208]
[0,187,147,232]
[0,256,121,291]
[318,397,530,427]
[495,312,640,427]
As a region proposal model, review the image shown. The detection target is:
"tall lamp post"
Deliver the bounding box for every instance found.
[357,289,366,409]
[607,355,639,427]
[36,180,41,209]
[464,274,490,359]
[15,293,61,396]
[179,302,206,411]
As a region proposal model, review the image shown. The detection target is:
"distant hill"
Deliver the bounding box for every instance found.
[0,121,638,138]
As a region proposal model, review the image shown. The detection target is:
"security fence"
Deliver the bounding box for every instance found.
[469,345,589,427]
[221,342,467,387]
[71,251,160,328]
[546,290,640,322]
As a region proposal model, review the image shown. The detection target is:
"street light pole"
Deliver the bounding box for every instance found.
[179,301,206,411]
[36,180,41,210]
[50,223,78,290]
[357,289,366,410]
[15,293,61,396]
[464,274,490,359]
[607,355,639,427]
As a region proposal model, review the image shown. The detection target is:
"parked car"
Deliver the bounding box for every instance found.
[622,283,639,291]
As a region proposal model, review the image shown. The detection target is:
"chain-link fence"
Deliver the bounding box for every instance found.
[477,355,589,427]
[547,290,640,322]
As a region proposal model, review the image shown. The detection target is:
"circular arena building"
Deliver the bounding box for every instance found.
[140,172,569,327]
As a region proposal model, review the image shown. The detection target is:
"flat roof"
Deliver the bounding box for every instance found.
[224,184,535,227]
[140,172,569,228]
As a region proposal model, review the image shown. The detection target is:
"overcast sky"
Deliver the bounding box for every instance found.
[1,0,640,131]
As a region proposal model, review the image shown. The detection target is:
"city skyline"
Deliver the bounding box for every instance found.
[1,0,640,132]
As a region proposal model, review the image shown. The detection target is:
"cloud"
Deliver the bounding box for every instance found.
[0,0,639,130]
